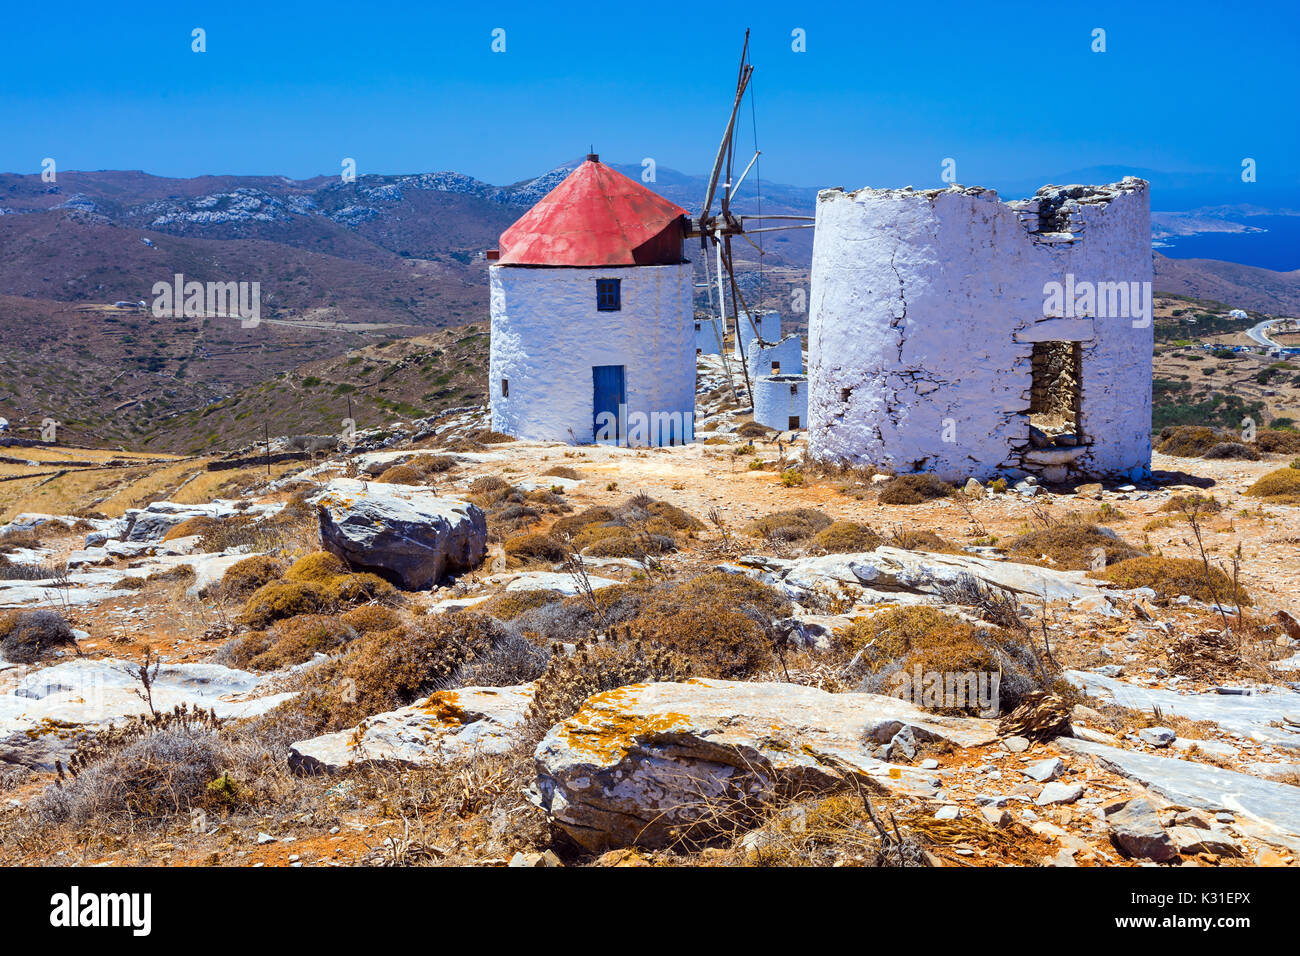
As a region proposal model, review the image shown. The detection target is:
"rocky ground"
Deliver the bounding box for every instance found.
[1,377,1299,868]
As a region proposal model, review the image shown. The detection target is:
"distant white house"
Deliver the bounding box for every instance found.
[1229,309,1248,319]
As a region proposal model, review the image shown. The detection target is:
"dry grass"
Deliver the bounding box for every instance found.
[811,521,883,553]
[838,606,1049,715]
[1244,468,1300,504]
[0,609,77,664]
[877,474,954,505]
[1006,515,1144,570]
[1103,556,1252,606]
[746,507,831,544]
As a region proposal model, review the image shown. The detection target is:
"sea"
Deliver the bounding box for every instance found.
[1155,215,1300,272]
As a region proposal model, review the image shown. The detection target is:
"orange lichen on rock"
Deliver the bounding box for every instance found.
[556,686,693,764]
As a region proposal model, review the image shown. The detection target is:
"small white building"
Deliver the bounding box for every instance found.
[754,375,809,432]
[695,316,725,356]
[746,333,803,381]
[734,309,782,360]
[489,156,696,446]
[808,178,1153,483]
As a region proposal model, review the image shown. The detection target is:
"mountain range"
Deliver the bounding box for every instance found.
[1,160,1298,450]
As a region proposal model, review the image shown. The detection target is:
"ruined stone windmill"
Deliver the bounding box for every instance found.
[687,30,815,423]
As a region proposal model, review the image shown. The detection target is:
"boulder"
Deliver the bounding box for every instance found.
[1105,797,1177,862]
[288,684,534,773]
[530,678,996,851]
[313,479,487,589]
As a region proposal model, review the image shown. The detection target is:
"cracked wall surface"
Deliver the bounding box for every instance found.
[807,178,1152,482]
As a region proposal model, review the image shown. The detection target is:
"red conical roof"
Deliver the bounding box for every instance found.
[497,158,687,267]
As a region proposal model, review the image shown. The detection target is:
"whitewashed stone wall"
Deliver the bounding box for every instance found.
[695,317,724,356]
[754,375,809,432]
[734,309,782,359]
[490,262,696,445]
[746,333,803,381]
[807,179,1152,482]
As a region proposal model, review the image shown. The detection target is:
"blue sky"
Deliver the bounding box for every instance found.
[2,0,1297,203]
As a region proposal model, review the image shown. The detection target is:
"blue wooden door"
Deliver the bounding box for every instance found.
[592,365,626,444]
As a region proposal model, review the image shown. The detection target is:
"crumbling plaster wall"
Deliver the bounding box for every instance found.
[489,262,696,444]
[746,333,804,381]
[754,375,809,432]
[734,309,783,359]
[807,179,1152,482]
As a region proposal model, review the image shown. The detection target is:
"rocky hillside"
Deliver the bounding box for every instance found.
[2,372,1300,868]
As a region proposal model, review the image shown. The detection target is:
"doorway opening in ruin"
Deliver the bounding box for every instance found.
[1028,340,1083,444]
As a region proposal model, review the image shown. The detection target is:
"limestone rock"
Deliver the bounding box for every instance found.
[1035,782,1084,806]
[313,479,487,589]
[0,658,293,770]
[1060,737,1300,853]
[289,684,534,774]
[746,546,1104,608]
[1166,825,1243,858]
[1105,797,1176,862]
[530,678,996,851]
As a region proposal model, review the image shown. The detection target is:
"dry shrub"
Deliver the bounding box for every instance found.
[503,532,567,565]
[326,572,399,606]
[239,580,331,628]
[737,421,774,438]
[117,576,148,590]
[472,429,515,444]
[1006,517,1144,570]
[213,630,272,669]
[477,589,564,620]
[1203,442,1259,461]
[0,609,77,664]
[839,606,1045,715]
[1156,425,1236,457]
[161,515,223,542]
[1103,556,1252,605]
[35,726,231,826]
[287,550,350,582]
[623,572,791,678]
[551,507,616,538]
[455,631,551,688]
[219,555,286,598]
[340,604,405,634]
[1244,467,1300,504]
[1158,494,1223,515]
[812,521,882,553]
[376,464,423,484]
[522,640,693,745]
[878,474,954,505]
[0,528,42,553]
[147,564,196,584]
[469,475,510,495]
[747,507,832,543]
[246,614,358,670]
[288,612,510,734]
[549,496,697,557]
[541,465,582,480]
[887,528,956,553]
[1254,428,1300,455]
[506,583,649,645]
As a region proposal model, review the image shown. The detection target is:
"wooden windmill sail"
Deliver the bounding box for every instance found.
[685,30,814,408]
